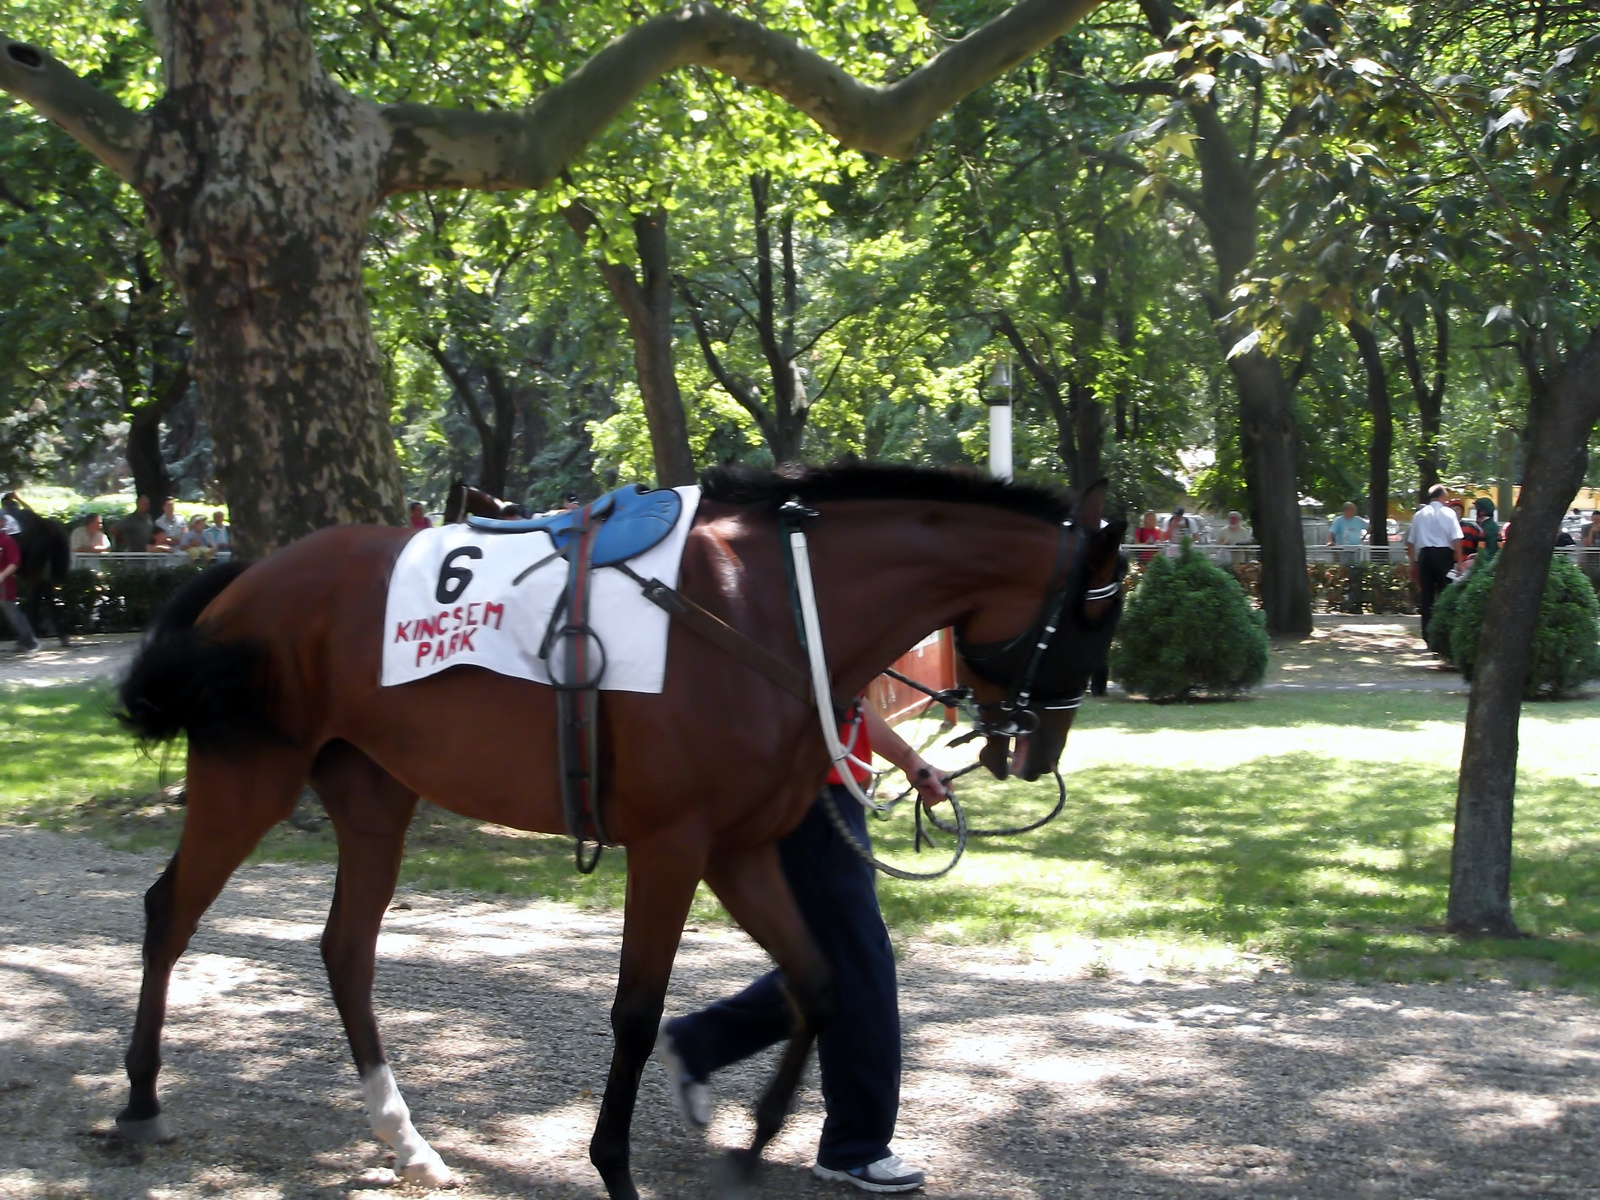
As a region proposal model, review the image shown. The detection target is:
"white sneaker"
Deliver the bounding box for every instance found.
[652,1021,712,1129]
[813,1153,926,1193]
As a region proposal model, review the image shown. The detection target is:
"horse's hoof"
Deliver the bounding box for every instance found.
[398,1153,455,1188]
[713,1149,758,1199]
[115,1113,175,1144]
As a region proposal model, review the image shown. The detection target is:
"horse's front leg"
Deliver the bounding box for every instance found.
[703,841,835,1188]
[309,742,449,1186]
[589,825,707,1200]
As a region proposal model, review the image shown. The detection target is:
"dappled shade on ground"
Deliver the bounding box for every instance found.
[4,827,1600,1199]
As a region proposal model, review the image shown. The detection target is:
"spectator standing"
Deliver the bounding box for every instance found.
[1133,510,1161,562]
[0,515,39,653]
[154,498,184,542]
[1475,499,1501,563]
[1328,502,1369,548]
[1406,484,1463,639]
[1583,510,1600,549]
[1215,511,1252,546]
[70,513,109,554]
[113,496,154,552]
[409,502,431,530]
[202,511,231,553]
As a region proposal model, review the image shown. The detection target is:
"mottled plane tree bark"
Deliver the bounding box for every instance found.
[0,0,1104,553]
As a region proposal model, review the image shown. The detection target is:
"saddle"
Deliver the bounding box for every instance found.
[465,484,684,873]
[467,484,683,567]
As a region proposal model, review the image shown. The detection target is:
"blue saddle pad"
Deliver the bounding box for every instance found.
[466,484,684,567]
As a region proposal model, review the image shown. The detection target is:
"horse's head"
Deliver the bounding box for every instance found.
[955,481,1127,782]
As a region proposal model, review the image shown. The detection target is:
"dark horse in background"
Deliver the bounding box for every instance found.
[1,492,71,646]
[442,477,528,523]
[114,463,1124,1198]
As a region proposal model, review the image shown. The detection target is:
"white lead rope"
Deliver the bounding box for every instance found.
[787,527,888,813]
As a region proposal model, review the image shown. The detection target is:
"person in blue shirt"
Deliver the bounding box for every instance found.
[1328,502,1369,547]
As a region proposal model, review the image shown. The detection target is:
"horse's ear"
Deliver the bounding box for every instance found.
[1074,479,1110,531]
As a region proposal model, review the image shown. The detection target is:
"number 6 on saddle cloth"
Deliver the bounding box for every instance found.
[468,484,685,871]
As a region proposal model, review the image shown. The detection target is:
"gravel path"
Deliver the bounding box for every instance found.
[4,827,1599,1199]
[0,635,140,689]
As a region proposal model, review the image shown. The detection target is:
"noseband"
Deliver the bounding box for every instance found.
[953,520,1124,741]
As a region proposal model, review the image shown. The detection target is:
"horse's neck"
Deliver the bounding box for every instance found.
[808,504,1056,699]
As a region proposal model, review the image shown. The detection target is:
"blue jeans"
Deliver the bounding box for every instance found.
[666,785,900,1171]
[0,599,36,649]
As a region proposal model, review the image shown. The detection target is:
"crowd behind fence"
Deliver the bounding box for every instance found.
[1122,542,1600,570]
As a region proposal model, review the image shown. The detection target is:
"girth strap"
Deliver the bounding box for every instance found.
[611,562,812,704]
[553,502,611,871]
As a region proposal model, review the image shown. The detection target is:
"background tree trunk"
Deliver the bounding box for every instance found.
[1348,320,1392,547]
[1448,324,1600,934]
[1231,346,1312,635]
[565,204,696,486]
[1399,307,1447,502]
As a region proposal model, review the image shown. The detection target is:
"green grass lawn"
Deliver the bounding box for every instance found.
[7,682,1600,986]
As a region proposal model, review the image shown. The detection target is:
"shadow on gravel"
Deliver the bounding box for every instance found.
[3,825,1600,1199]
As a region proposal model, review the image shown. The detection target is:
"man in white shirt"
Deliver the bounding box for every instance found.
[1406,484,1463,639]
[1215,511,1252,546]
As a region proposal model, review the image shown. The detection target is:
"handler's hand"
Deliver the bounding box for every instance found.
[911,765,954,810]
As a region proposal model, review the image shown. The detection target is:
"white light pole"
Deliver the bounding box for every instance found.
[986,356,1013,482]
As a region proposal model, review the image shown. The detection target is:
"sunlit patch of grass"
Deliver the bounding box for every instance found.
[8,682,1600,986]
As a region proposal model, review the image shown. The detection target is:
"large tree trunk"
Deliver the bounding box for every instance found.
[1231,346,1312,635]
[565,205,695,486]
[1348,320,1392,548]
[135,0,401,556]
[1448,324,1600,934]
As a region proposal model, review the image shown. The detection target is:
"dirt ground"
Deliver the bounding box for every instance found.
[4,827,1600,1200]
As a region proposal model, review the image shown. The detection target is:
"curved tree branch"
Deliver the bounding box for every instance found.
[379,0,1102,192]
[0,38,147,182]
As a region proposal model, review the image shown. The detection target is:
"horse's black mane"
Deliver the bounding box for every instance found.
[700,462,1074,523]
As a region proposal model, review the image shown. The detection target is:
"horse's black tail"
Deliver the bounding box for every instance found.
[47,522,69,581]
[116,562,281,750]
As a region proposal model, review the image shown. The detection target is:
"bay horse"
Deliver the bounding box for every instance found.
[115,463,1125,1198]
[1,493,71,646]
[442,477,530,524]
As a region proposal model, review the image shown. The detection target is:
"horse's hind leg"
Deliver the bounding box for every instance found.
[309,740,451,1186]
[117,745,310,1142]
[588,826,708,1200]
[703,843,835,1186]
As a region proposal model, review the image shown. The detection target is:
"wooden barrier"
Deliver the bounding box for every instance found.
[867,628,958,725]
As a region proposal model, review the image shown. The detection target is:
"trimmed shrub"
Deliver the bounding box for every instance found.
[1109,541,1269,701]
[1451,555,1600,697]
[28,563,205,635]
[1426,578,1465,660]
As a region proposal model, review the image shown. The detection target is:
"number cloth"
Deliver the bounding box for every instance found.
[380,487,701,692]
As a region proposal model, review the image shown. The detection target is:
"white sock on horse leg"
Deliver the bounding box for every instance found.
[361,1064,452,1185]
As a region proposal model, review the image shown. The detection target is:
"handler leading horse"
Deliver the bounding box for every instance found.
[115,462,1124,1199]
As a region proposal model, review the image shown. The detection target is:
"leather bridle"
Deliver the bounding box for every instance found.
[953,520,1125,742]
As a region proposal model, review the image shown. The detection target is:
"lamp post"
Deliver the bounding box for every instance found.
[986,356,1013,482]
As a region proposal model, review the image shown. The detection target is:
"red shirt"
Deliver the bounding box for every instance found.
[0,532,20,602]
[827,703,873,786]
